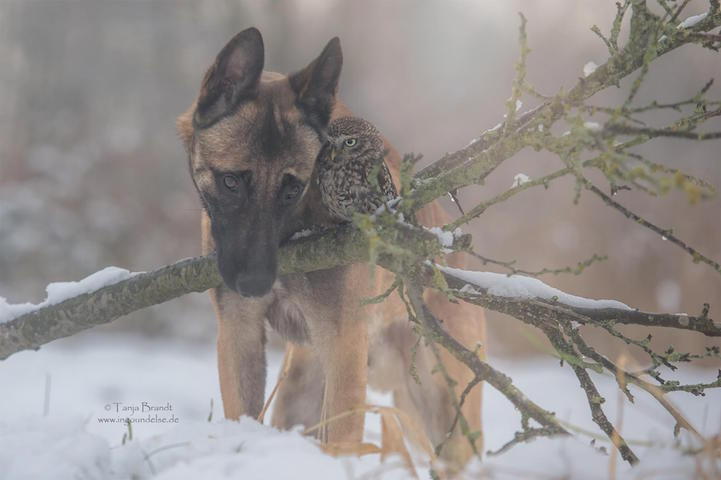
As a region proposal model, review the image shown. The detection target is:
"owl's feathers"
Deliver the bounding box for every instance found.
[317,117,397,221]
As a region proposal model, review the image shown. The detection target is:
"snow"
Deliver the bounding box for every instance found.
[425,227,465,252]
[439,265,631,310]
[584,121,602,131]
[290,229,314,240]
[515,99,522,112]
[0,267,139,324]
[425,226,454,248]
[1,334,719,479]
[678,12,707,29]
[483,122,503,135]
[583,61,598,77]
[0,336,410,480]
[511,173,531,188]
[465,136,481,148]
[1,415,112,480]
[372,196,402,217]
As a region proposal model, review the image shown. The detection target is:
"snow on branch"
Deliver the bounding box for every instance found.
[438,265,630,310]
[0,256,218,361]
[437,265,720,337]
[0,267,140,323]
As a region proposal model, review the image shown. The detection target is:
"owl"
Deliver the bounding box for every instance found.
[316,116,398,222]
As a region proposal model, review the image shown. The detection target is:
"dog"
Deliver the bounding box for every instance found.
[176,27,486,470]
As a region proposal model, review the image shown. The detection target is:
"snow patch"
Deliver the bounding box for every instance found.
[439,265,631,310]
[0,415,112,480]
[1,335,719,479]
[511,173,531,188]
[678,12,707,29]
[584,121,602,131]
[583,61,598,77]
[290,229,314,240]
[0,415,414,480]
[372,196,402,217]
[484,122,503,135]
[0,267,139,324]
[426,226,455,248]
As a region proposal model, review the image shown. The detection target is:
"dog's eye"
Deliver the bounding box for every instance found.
[284,184,301,202]
[344,138,357,147]
[223,174,239,191]
[280,176,304,206]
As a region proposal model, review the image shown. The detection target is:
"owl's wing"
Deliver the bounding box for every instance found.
[377,160,398,202]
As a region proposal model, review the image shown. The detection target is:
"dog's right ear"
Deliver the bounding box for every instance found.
[194,27,265,129]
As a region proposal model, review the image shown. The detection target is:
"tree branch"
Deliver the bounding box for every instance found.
[0,225,370,360]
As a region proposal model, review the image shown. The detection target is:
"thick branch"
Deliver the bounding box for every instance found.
[0,225,369,360]
[3,220,717,361]
[0,256,218,361]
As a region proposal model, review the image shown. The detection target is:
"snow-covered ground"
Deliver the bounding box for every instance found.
[0,333,719,479]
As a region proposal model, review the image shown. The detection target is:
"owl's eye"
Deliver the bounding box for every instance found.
[344,138,357,147]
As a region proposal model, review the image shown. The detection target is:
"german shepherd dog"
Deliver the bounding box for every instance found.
[177,28,486,469]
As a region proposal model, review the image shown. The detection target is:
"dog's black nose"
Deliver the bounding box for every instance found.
[234,272,274,297]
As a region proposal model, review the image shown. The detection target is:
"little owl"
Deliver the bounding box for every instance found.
[316,116,397,221]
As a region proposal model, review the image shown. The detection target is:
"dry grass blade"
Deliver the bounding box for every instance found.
[303,407,363,438]
[380,411,417,477]
[321,442,382,456]
[379,405,438,466]
[632,375,703,440]
[302,404,439,476]
[257,344,295,424]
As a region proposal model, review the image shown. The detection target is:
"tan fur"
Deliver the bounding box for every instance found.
[268,121,487,468]
[179,38,485,472]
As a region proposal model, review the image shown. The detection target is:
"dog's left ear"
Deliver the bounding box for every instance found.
[289,37,343,128]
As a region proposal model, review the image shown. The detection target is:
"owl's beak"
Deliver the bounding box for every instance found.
[329,145,338,161]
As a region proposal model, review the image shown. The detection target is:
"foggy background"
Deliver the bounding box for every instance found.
[1,0,719,361]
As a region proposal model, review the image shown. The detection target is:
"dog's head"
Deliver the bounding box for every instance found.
[178,28,342,297]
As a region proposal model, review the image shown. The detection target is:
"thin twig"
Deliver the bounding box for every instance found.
[584,181,721,275]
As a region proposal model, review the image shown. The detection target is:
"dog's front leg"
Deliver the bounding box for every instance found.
[316,313,368,444]
[212,286,270,420]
